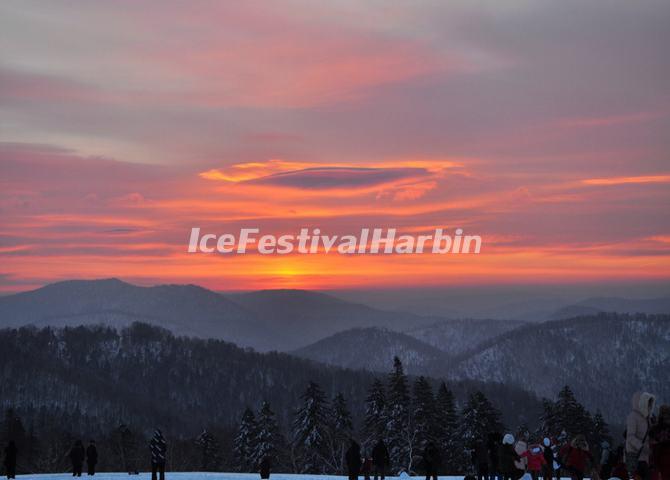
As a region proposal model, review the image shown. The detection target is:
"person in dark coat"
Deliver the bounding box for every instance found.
[69,440,86,477]
[118,424,138,475]
[3,441,17,480]
[150,429,167,480]
[346,440,362,480]
[499,434,522,480]
[473,441,489,480]
[86,440,98,476]
[542,438,555,480]
[422,441,441,480]
[259,456,271,480]
[362,452,373,480]
[488,433,501,480]
[372,439,390,480]
[650,405,670,480]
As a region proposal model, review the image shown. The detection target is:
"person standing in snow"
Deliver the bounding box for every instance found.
[3,441,17,480]
[650,404,670,480]
[520,443,546,480]
[372,439,390,480]
[598,440,611,480]
[69,440,86,477]
[499,434,522,480]
[473,441,489,480]
[86,440,98,476]
[542,438,555,480]
[561,435,593,480]
[422,441,441,480]
[150,429,167,480]
[488,433,501,480]
[346,439,363,480]
[514,431,529,473]
[362,452,373,480]
[259,456,271,480]
[626,391,656,480]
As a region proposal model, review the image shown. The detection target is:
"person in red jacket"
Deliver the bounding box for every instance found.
[560,435,593,480]
[521,444,547,480]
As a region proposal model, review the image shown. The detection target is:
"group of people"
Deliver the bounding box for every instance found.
[1,429,167,480]
[476,392,669,480]
[66,440,98,477]
[345,439,393,480]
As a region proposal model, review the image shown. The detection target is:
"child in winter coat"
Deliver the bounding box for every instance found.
[521,444,547,480]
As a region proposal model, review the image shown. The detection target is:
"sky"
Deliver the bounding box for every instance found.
[1,0,669,293]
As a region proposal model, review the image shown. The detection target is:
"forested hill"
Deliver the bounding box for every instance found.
[0,323,543,436]
[445,312,670,420]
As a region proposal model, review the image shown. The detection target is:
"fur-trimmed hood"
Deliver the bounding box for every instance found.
[631,391,656,418]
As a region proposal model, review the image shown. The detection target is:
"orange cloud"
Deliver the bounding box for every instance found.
[582,175,670,186]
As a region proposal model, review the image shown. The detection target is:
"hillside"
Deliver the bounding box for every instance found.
[404,319,528,356]
[0,323,545,434]
[292,327,446,373]
[445,313,670,419]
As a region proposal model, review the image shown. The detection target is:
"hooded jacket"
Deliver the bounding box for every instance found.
[625,391,656,462]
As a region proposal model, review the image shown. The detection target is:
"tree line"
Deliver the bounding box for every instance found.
[0,323,610,475]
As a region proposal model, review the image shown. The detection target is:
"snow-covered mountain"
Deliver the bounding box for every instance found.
[404,318,528,356]
[445,313,670,419]
[292,327,446,373]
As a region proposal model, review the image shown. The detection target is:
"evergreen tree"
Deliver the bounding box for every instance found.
[254,401,281,469]
[195,429,221,471]
[386,357,413,472]
[291,382,331,473]
[363,379,387,448]
[539,399,557,437]
[434,382,461,473]
[460,391,503,453]
[328,393,354,472]
[234,408,257,472]
[412,376,436,449]
[591,411,610,447]
[546,386,592,438]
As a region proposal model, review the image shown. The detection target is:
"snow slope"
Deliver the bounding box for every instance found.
[9,474,588,480]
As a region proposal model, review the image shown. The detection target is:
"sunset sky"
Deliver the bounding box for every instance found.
[1,0,669,292]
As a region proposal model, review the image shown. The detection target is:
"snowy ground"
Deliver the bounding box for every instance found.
[6,476,464,480]
[5,475,585,480]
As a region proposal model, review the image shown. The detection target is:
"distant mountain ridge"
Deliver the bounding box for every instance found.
[550,297,670,320]
[0,278,436,352]
[0,278,274,349]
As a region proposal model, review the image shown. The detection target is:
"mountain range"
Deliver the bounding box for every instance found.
[2,278,669,421]
[0,279,434,352]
